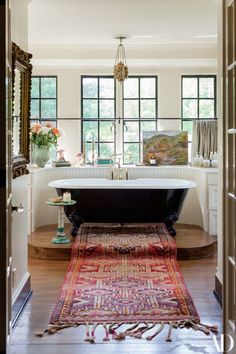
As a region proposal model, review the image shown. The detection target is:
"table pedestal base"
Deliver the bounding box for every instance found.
[51,205,71,244]
[52,236,70,244]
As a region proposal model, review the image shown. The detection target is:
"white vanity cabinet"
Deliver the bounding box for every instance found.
[208,174,218,236]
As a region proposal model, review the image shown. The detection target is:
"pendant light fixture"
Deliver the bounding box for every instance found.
[113,36,128,82]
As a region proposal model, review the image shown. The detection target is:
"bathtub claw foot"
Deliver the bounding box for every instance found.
[68,211,84,237]
[165,225,177,237]
[164,212,178,237]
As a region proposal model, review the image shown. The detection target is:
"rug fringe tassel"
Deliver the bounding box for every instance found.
[34,329,48,337]
[165,324,173,342]
[129,324,156,339]
[88,323,99,343]
[146,323,165,341]
[109,322,125,339]
[109,322,124,332]
[34,323,76,337]
[199,322,218,334]
[103,324,110,341]
[84,322,91,342]
[176,321,218,335]
[188,321,218,335]
[34,320,218,341]
[113,323,141,340]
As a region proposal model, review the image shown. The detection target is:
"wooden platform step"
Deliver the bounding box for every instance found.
[28,223,217,261]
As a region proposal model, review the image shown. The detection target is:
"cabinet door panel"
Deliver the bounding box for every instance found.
[209,186,218,210]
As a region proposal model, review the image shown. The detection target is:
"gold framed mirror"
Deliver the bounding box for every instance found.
[12,42,32,178]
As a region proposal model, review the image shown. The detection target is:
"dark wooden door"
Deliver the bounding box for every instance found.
[223,0,236,350]
[0,0,12,353]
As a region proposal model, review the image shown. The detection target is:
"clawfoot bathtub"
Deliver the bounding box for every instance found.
[48,178,196,237]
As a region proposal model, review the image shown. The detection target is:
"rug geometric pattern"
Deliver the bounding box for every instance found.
[38,224,217,341]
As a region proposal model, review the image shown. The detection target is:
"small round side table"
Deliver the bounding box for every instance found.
[46,200,77,244]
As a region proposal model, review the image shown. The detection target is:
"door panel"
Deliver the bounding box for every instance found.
[0,0,12,352]
[223,0,236,348]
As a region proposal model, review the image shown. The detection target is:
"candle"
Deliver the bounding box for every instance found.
[92,139,95,164]
[63,192,71,202]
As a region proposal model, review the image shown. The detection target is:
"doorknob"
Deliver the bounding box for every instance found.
[12,203,24,213]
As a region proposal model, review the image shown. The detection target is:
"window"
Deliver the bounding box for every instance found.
[123,76,157,163]
[81,76,115,162]
[181,75,217,150]
[81,75,158,163]
[30,76,57,126]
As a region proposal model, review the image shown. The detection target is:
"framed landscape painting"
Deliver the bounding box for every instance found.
[142,130,188,165]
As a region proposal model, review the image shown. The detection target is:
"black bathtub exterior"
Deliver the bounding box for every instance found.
[56,188,189,237]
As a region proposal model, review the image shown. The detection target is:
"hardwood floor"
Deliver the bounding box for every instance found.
[10,233,222,354]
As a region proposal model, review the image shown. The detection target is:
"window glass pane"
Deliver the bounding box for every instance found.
[140,78,156,98]
[199,78,214,98]
[124,100,139,118]
[182,99,198,118]
[124,143,139,163]
[30,120,38,126]
[99,142,114,157]
[182,78,198,98]
[84,141,98,163]
[99,78,114,98]
[199,99,215,118]
[124,78,139,98]
[83,121,98,141]
[31,99,39,118]
[41,99,56,119]
[141,121,156,134]
[99,100,114,118]
[124,121,139,142]
[182,121,193,142]
[83,78,98,98]
[140,99,156,118]
[83,99,98,118]
[41,77,56,98]
[99,121,114,142]
[31,77,39,98]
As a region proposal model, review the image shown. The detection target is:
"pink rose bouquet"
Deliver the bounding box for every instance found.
[30,122,64,148]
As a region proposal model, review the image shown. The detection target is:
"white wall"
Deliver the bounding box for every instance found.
[11,0,29,51]
[32,65,217,163]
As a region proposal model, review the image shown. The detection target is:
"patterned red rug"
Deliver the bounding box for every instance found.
[36,224,217,342]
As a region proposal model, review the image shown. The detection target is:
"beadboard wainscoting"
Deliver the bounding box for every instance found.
[29,166,218,234]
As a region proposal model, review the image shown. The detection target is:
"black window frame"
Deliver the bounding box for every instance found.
[122,75,158,162]
[81,75,116,159]
[181,75,217,157]
[30,75,58,126]
[181,75,217,128]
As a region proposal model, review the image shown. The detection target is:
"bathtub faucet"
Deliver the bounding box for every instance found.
[111,153,132,168]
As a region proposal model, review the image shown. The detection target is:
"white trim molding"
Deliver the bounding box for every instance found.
[32,58,217,68]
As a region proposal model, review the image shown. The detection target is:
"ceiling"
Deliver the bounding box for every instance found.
[28,0,218,47]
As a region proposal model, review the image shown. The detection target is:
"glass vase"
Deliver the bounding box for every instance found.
[32,145,50,168]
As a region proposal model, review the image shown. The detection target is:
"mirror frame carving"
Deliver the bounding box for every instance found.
[12,42,32,178]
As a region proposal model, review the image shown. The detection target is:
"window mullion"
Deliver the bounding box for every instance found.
[197,77,200,118]
[116,81,123,154]
[98,78,100,156]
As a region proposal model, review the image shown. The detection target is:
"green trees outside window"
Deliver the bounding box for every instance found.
[30,76,57,127]
[81,75,158,163]
[181,75,217,155]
